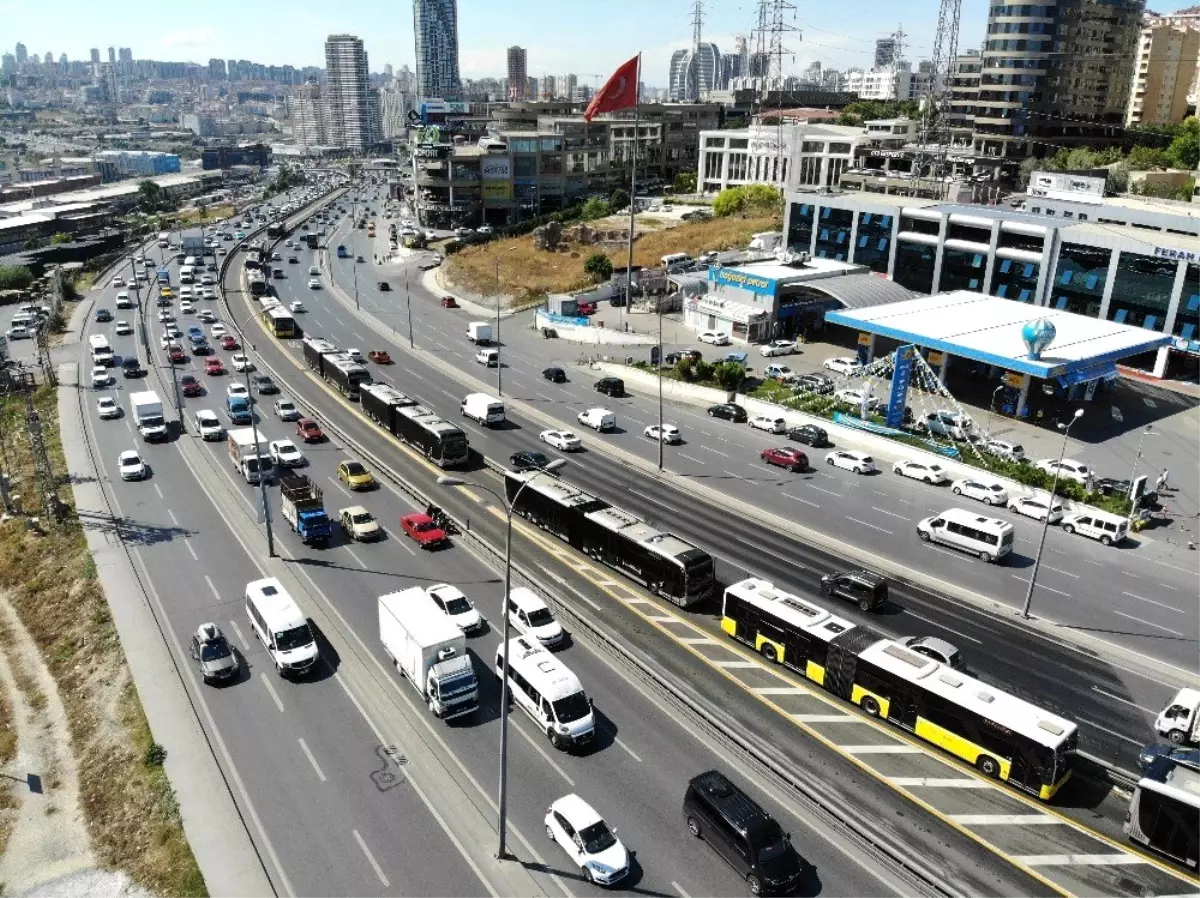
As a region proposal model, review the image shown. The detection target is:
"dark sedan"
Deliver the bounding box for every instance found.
[509,450,551,471]
[542,367,567,383]
[707,403,748,423]
[252,374,280,395]
[377,281,391,291]
[1137,743,1199,771]
[787,424,829,446]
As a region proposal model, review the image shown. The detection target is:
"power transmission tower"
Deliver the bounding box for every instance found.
[766,0,799,86]
[908,0,961,199]
[689,0,705,101]
[890,25,907,104]
[17,368,63,523]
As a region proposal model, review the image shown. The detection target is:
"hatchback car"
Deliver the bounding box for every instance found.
[786,424,828,446]
[984,438,1025,462]
[1035,458,1090,484]
[296,418,324,442]
[644,424,682,444]
[825,450,876,474]
[707,403,748,423]
[951,479,1009,506]
[893,459,949,484]
[1008,495,1064,523]
[97,397,121,419]
[118,450,147,481]
[426,584,483,634]
[699,330,730,345]
[307,278,321,289]
[761,447,808,472]
[114,320,132,336]
[290,301,306,313]
[823,356,861,376]
[337,460,375,489]
[539,429,582,452]
[190,623,239,684]
[368,350,393,364]
[900,635,965,669]
[545,794,630,886]
[95,308,113,322]
[220,335,239,351]
[749,415,786,434]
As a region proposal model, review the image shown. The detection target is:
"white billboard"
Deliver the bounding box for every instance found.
[481,156,512,180]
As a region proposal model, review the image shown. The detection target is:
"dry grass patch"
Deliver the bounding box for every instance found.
[444,214,780,303]
[0,643,17,859]
[176,204,235,227]
[0,386,205,896]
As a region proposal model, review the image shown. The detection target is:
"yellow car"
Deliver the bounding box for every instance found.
[159,287,174,299]
[338,460,375,490]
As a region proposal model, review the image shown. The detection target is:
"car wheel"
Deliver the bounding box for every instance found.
[1100,534,1112,546]
[862,696,881,717]
[978,550,992,562]
[826,457,834,466]
[924,476,933,484]
[977,755,1001,778]
[747,875,763,897]
[918,530,931,542]
[546,824,556,842]
[1063,524,1075,535]
[859,598,873,613]
[1169,729,1187,745]
[584,867,596,884]
[687,816,702,838]
[953,486,962,495]
[820,581,833,596]
[707,410,714,417]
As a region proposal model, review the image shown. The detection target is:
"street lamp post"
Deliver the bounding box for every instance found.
[437,460,567,860]
[231,305,276,557]
[984,383,1005,441]
[1126,423,1154,523]
[480,246,517,397]
[1021,408,1083,618]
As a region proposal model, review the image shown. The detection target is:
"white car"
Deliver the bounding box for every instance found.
[540,429,582,451]
[826,450,877,474]
[698,330,730,345]
[951,478,1009,506]
[158,310,175,323]
[97,397,121,419]
[749,415,786,434]
[346,348,364,363]
[179,301,195,315]
[197,310,216,323]
[307,278,321,289]
[210,324,227,338]
[893,459,949,484]
[1008,495,1064,523]
[91,366,111,389]
[290,301,306,312]
[231,354,253,372]
[644,424,681,444]
[834,388,879,410]
[114,320,132,335]
[275,399,301,421]
[764,364,797,382]
[201,287,216,299]
[269,439,304,468]
[115,291,133,308]
[823,356,862,376]
[118,450,147,481]
[983,439,1025,462]
[759,339,796,357]
[5,325,29,340]
[194,410,223,440]
[544,794,630,886]
[111,276,124,288]
[201,275,215,286]
[1035,458,1090,484]
[226,383,249,399]
[425,584,483,634]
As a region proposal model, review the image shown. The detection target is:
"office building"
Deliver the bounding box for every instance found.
[413,0,462,99]
[699,121,862,193]
[1126,19,1200,126]
[541,74,556,100]
[324,34,377,151]
[14,43,27,65]
[507,46,527,100]
[669,43,722,101]
[287,82,327,150]
[89,48,100,64]
[843,68,910,101]
[972,0,1142,159]
[107,47,115,65]
[209,58,227,80]
[118,47,132,63]
[874,37,897,69]
[947,50,981,144]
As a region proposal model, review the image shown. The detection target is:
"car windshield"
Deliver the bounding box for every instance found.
[552,691,591,723]
[274,625,313,652]
[199,640,231,662]
[527,607,555,626]
[444,596,472,614]
[413,520,434,532]
[578,821,617,855]
[351,512,373,525]
[754,828,790,863]
[345,463,365,475]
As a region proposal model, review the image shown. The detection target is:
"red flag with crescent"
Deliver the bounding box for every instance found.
[584,55,639,122]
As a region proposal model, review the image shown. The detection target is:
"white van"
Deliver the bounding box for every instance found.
[475,348,499,367]
[496,636,594,750]
[577,407,616,432]
[917,507,1014,563]
[10,313,35,331]
[461,393,505,426]
[1061,510,1128,546]
[88,334,114,366]
[507,587,564,647]
[661,252,691,269]
[244,578,319,677]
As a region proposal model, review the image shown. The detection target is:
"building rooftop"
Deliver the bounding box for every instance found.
[0,172,206,217]
[729,256,863,283]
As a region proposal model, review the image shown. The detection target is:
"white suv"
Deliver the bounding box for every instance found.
[1061,511,1128,546]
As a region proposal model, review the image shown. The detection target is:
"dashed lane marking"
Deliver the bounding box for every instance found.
[297,737,327,782]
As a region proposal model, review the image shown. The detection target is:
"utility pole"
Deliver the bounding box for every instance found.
[19,369,63,523]
[907,0,961,199]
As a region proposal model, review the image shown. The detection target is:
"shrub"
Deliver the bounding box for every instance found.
[50,232,74,245]
[609,189,629,212]
[713,361,744,392]
[0,265,34,290]
[583,253,613,282]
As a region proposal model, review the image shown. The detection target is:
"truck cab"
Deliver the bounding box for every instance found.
[1157,688,1200,745]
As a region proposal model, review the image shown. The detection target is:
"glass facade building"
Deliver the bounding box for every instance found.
[787,202,816,253]
[1048,243,1108,317]
[939,246,988,293]
[991,257,1039,303]
[814,207,853,261]
[1107,252,1178,331]
[894,240,937,294]
[1173,264,1200,343]
[854,211,893,273]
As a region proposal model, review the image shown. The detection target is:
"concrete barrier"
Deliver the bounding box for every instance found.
[535,310,657,346]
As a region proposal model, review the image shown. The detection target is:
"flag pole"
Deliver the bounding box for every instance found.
[623,53,641,331]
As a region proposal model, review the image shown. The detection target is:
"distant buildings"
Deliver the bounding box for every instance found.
[668,43,723,100]
[324,34,379,151]
[413,0,462,100]
[1126,17,1200,126]
[507,46,527,100]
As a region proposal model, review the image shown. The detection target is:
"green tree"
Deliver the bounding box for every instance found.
[1166,117,1199,170]
[580,197,611,220]
[137,179,172,213]
[1125,145,1171,170]
[609,188,629,211]
[713,361,744,392]
[712,186,747,217]
[583,253,613,282]
[1064,148,1098,171]
[672,171,697,193]
[49,232,73,245]
[1106,162,1130,195]
[0,265,34,290]
[742,184,782,216]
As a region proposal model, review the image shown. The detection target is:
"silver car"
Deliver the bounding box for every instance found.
[189,623,239,684]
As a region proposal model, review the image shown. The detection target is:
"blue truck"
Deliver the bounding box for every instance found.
[225,394,253,425]
[280,474,332,545]
[336,244,349,258]
[157,268,171,286]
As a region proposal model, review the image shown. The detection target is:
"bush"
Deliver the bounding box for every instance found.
[50,232,73,245]
[583,253,613,282]
[672,171,697,194]
[0,265,34,290]
[580,197,612,221]
[609,189,629,212]
[713,361,744,392]
[712,184,782,218]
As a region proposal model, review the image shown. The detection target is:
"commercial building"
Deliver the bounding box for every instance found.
[1126,19,1200,126]
[507,47,527,100]
[413,0,462,100]
[698,121,862,193]
[603,102,721,183]
[946,50,981,144]
[874,38,897,69]
[669,43,722,101]
[201,144,270,170]
[324,34,378,151]
[286,82,327,150]
[93,150,180,177]
[782,183,1200,378]
[842,68,908,101]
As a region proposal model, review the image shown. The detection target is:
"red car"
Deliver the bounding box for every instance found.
[368,350,393,364]
[576,301,597,316]
[220,335,239,350]
[296,418,324,442]
[399,512,447,548]
[168,346,187,365]
[760,446,809,472]
[440,296,457,309]
[204,357,225,375]
[180,374,203,397]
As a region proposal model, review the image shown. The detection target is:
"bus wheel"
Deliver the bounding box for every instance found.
[760,643,778,663]
[862,696,880,717]
[977,755,1000,778]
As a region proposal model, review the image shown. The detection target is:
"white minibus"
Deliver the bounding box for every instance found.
[245,578,319,677]
[495,636,594,750]
[917,507,1014,562]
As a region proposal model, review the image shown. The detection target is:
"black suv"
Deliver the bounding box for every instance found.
[595,376,625,397]
[121,356,144,378]
[707,403,748,423]
[683,770,804,895]
[787,424,828,447]
[542,367,567,383]
[820,569,888,612]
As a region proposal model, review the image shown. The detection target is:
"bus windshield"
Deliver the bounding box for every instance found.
[274,625,313,652]
[552,692,591,724]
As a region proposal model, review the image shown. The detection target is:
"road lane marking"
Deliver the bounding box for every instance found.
[511,718,575,786]
[185,538,198,561]
[954,815,1063,825]
[1041,565,1079,579]
[754,687,805,695]
[1009,575,1070,598]
[228,619,248,649]
[607,728,643,763]
[1120,571,1141,579]
[1143,556,1197,575]
[536,392,555,402]
[678,453,705,465]
[899,610,983,644]
[1156,583,1178,591]
[297,737,327,782]
[345,547,368,569]
[672,881,692,898]
[1016,854,1144,866]
[808,484,840,497]
[890,778,989,788]
[1121,591,1185,613]
[792,714,859,723]
[871,506,908,521]
[204,575,222,602]
[846,516,893,535]
[844,745,924,754]
[352,829,390,887]
[260,674,285,712]
[1091,687,1157,715]
[168,508,179,525]
[1112,610,1184,636]
[715,660,760,669]
[698,446,727,456]
[154,483,164,499]
[784,493,819,507]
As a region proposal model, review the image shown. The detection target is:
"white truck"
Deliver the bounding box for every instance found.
[1156,688,1200,745]
[461,393,505,426]
[467,321,492,345]
[129,391,167,442]
[378,587,479,720]
[227,428,273,484]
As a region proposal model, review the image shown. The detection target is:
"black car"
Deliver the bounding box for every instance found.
[542,367,567,383]
[252,375,279,395]
[820,569,888,612]
[95,308,113,322]
[793,373,834,394]
[1137,743,1199,771]
[356,255,365,262]
[510,450,551,471]
[121,357,144,378]
[665,349,703,366]
[787,424,828,446]
[189,623,239,684]
[377,281,391,291]
[595,376,625,397]
[707,403,748,423]
[288,256,299,264]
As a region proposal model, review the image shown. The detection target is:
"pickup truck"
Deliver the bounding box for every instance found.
[280,474,332,545]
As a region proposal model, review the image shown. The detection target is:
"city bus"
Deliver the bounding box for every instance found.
[720,577,1078,800]
[263,306,296,338]
[1125,758,1199,868]
[249,274,268,297]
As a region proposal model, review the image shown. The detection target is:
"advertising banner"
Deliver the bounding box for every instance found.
[886,344,916,428]
[481,157,512,180]
[482,182,512,201]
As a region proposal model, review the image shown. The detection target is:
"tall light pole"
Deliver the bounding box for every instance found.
[984,383,1005,440]
[657,294,664,472]
[1022,408,1083,618]
[480,246,517,397]
[437,460,567,860]
[1126,423,1154,523]
[231,304,276,557]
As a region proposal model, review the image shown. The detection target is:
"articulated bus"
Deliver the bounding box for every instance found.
[721,577,1078,800]
[1125,758,1199,869]
[264,306,296,338]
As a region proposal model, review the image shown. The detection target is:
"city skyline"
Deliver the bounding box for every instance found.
[3,0,993,88]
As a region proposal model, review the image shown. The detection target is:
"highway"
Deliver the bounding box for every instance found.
[70,191,951,897]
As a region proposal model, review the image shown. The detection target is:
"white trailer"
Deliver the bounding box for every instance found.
[378,588,478,719]
[467,321,492,345]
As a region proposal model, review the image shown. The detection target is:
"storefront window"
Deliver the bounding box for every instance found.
[853,211,892,274]
[893,240,937,294]
[787,202,815,253]
[1049,243,1108,318]
[939,247,987,293]
[1171,263,1199,342]
[513,156,537,178]
[814,207,853,261]
[990,257,1039,303]
[1107,251,1176,331]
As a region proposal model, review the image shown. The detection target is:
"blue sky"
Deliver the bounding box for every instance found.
[3,0,991,89]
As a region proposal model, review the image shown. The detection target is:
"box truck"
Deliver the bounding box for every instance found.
[130,391,167,441]
[227,428,273,483]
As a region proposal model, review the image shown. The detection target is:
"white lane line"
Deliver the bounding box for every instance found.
[204,575,222,602]
[352,331,365,341]
[434,342,446,351]
[890,777,988,788]
[154,483,164,499]
[672,881,692,898]
[297,737,327,782]
[1080,717,1161,747]
[871,506,908,521]
[1015,853,1144,867]
[843,745,924,754]
[334,316,345,326]
[792,714,859,723]
[345,547,368,570]
[536,393,555,402]
[680,637,718,646]
[1121,571,1141,579]
[698,446,728,457]
[228,619,249,649]
[608,730,643,763]
[900,609,983,644]
[715,661,759,669]
[626,416,647,427]
[1144,556,1197,575]
[754,687,805,695]
[1041,565,1080,579]
[1112,610,1184,636]
[846,516,894,535]
[511,719,575,786]
[723,470,744,480]
[168,508,180,525]
[352,829,390,888]
[1091,686,1157,715]
[953,815,1062,826]
[260,674,286,713]
[784,493,819,507]
[185,539,199,561]
[809,484,840,497]
[381,527,416,555]
[678,453,705,465]
[1009,575,1070,598]
[1157,583,1178,591]
[1122,591,1185,613]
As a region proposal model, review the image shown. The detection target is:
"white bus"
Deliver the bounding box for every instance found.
[1125,758,1199,869]
[917,507,1015,563]
[244,578,319,677]
[179,265,195,284]
[495,636,594,750]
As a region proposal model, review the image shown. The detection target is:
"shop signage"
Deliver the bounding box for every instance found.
[1152,245,1198,263]
[481,157,511,180]
[414,145,449,159]
[856,332,873,346]
[886,345,916,428]
[710,267,776,295]
[1002,371,1025,388]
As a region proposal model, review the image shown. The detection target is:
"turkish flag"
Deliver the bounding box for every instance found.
[584,55,639,122]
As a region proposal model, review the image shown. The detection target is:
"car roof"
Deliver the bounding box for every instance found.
[341,504,369,516]
[552,793,602,827]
